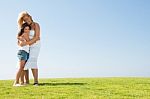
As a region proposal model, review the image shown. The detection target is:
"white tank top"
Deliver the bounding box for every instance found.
[29,30,40,46]
[29,30,35,39]
[18,45,29,53]
[18,38,29,53]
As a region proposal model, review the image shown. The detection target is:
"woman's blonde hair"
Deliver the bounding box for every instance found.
[17,11,33,29]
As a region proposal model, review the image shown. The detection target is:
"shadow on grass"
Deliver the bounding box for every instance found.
[38,82,86,86]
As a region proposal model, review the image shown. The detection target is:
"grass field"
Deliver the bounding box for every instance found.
[0,78,150,99]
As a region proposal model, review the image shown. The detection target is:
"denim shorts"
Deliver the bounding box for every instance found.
[17,50,29,61]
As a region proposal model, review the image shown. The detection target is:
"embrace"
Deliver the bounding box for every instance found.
[13,11,41,86]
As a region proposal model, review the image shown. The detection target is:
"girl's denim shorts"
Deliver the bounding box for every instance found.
[17,50,29,61]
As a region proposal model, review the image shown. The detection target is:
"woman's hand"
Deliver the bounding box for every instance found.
[19,41,27,47]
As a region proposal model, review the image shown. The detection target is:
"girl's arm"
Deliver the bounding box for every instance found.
[22,33,30,42]
[26,23,40,46]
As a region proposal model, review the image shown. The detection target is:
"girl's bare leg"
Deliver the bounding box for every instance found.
[14,60,26,84]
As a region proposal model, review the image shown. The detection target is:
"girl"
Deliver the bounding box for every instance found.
[13,23,31,86]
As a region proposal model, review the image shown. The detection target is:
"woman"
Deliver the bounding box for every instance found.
[14,23,31,86]
[17,11,41,85]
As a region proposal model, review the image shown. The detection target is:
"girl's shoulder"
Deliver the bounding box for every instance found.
[22,33,25,36]
[22,32,29,37]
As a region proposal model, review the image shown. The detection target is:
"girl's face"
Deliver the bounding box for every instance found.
[23,15,32,25]
[24,26,30,33]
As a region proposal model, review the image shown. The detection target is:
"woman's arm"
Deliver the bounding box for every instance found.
[18,41,26,46]
[17,36,26,46]
[26,23,40,46]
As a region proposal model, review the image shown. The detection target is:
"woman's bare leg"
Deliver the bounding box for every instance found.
[14,60,26,84]
[31,69,38,84]
[24,70,29,84]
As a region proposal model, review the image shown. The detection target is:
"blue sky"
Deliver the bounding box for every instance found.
[0,0,150,80]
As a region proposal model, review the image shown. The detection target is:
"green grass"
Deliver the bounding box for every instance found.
[0,78,150,99]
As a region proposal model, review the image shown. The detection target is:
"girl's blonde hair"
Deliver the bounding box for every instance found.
[17,11,33,29]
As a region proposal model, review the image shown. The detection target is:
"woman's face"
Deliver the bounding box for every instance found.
[23,15,32,25]
[24,26,30,33]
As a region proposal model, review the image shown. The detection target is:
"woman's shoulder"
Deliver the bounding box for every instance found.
[34,22,40,27]
[33,22,40,32]
[32,22,40,30]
